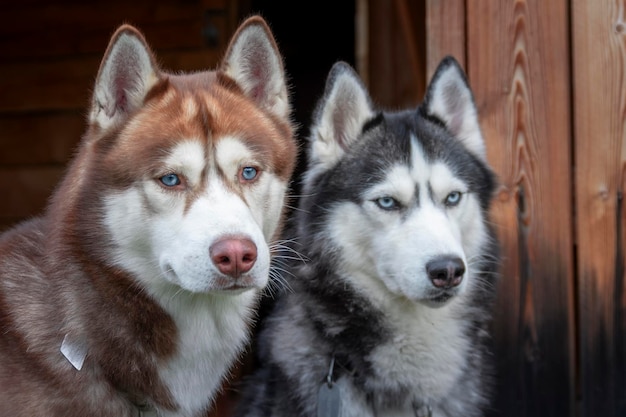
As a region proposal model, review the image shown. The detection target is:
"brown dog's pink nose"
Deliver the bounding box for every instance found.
[210,237,257,278]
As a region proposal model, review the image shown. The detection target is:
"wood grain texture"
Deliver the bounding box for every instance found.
[572,0,626,415]
[0,112,85,165]
[425,0,465,80]
[368,0,425,108]
[0,1,207,37]
[0,0,230,61]
[466,1,576,416]
[0,167,65,219]
[0,49,222,113]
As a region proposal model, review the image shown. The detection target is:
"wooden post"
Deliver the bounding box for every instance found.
[466,1,576,415]
[367,0,426,107]
[427,0,576,415]
[572,1,626,415]
[426,0,465,79]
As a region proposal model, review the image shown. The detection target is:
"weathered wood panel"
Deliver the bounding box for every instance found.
[572,0,626,415]
[367,0,426,108]
[0,113,85,165]
[466,1,575,416]
[425,0,465,79]
[0,167,65,219]
[0,50,222,113]
[428,1,576,415]
[0,0,232,61]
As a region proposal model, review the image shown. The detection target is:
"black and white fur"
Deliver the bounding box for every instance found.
[234,57,500,417]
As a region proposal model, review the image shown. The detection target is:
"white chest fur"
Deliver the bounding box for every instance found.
[156,290,257,417]
[364,298,469,410]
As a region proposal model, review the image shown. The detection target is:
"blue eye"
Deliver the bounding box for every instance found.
[445,191,462,206]
[160,173,181,187]
[241,166,258,181]
[375,196,398,210]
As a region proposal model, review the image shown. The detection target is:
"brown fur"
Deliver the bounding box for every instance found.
[0,16,296,417]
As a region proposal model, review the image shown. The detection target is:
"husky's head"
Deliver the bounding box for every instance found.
[54,17,296,297]
[300,58,496,308]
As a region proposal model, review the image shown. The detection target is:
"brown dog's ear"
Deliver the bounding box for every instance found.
[89,25,160,131]
[220,16,290,121]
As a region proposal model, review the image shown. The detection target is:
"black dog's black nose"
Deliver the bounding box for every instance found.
[426,256,465,288]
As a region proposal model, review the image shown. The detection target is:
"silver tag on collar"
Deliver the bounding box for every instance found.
[60,333,88,371]
[317,382,342,417]
[318,355,342,417]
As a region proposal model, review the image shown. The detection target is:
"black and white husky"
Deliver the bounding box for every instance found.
[233,57,500,417]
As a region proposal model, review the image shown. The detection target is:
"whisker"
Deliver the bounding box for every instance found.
[265,268,293,296]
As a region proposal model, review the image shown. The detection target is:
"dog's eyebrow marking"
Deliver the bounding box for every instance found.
[213,135,258,198]
[409,133,433,185]
[159,140,207,214]
[427,183,435,205]
[415,183,421,208]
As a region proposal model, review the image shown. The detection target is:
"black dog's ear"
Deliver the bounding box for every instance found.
[422,56,486,160]
[306,62,375,179]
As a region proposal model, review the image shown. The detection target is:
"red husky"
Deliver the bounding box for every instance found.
[0,16,296,417]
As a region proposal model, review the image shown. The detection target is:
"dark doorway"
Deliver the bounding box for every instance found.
[239,1,356,187]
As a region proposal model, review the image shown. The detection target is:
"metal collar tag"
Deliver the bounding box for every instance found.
[317,355,342,417]
[60,333,88,371]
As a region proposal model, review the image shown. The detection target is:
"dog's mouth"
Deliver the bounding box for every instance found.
[213,284,257,293]
[431,292,453,303]
[161,264,259,293]
[211,275,259,292]
[421,289,458,308]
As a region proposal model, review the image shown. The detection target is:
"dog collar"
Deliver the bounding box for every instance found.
[318,355,432,417]
[317,355,341,417]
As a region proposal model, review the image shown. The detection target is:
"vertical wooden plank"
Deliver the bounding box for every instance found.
[367,0,425,108]
[355,0,370,87]
[426,0,465,79]
[394,0,426,100]
[572,0,626,415]
[466,1,576,416]
[368,0,393,105]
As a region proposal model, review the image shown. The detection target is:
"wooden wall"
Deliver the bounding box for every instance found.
[426,0,625,416]
[572,1,626,415]
[361,0,426,109]
[0,0,238,233]
[1,1,624,416]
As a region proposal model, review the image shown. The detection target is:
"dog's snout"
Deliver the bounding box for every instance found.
[210,237,257,278]
[426,256,465,289]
